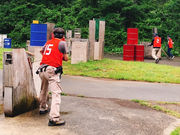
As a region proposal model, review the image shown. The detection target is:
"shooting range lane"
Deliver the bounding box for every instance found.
[61,75,180,102]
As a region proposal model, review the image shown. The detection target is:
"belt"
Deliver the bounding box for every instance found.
[36,65,63,75]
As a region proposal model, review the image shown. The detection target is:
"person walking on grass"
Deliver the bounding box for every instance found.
[37,27,68,126]
[167,35,175,59]
[149,33,162,64]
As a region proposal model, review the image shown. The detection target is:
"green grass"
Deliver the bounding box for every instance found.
[1,48,180,84]
[171,127,180,135]
[63,59,180,84]
[132,99,180,135]
[0,48,12,69]
[132,99,180,118]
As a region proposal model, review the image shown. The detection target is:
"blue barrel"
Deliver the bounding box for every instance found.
[30,24,47,46]
[4,38,11,48]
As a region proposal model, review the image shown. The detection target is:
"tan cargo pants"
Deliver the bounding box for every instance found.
[152,48,161,60]
[39,66,62,121]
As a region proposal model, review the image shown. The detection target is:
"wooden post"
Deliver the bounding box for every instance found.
[89,20,95,60]
[66,30,72,39]
[3,49,38,116]
[99,21,105,60]
[66,30,72,55]
[45,22,55,41]
[152,28,158,36]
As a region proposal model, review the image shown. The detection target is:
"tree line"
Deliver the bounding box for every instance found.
[0,0,179,54]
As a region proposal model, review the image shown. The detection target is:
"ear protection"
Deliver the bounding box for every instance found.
[54,33,64,38]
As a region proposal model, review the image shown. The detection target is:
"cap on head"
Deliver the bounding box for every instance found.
[53,28,65,39]
[153,33,157,37]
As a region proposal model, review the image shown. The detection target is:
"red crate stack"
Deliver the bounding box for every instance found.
[123,28,144,61]
[127,28,138,45]
[135,45,144,61]
[123,45,135,61]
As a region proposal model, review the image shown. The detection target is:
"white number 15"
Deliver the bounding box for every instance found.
[44,44,53,55]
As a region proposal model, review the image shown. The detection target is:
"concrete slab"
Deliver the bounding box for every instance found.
[71,41,88,64]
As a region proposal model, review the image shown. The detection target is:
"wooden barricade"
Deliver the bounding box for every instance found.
[3,49,38,116]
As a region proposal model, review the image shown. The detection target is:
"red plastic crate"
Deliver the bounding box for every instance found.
[135,45,144,61]
[135,56,144,61]
[123,44,135,50]
[127,28,138,34]
[123,45,135,61]
[135,51,144,56]
[123,56,135,61]
[123,51,135,56]
[135,45,144,50]
[127,33,138,39]
[135,45,144,56]
[127,39,138,45]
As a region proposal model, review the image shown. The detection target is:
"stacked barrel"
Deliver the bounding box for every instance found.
[123,28,144,61]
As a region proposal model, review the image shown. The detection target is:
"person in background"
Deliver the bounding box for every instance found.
[37,27,68,126]
[167,35,175,59]
[149,33,162,64]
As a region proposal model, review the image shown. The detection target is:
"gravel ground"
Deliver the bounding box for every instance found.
[0,96,177,135]
[104,54,180,67]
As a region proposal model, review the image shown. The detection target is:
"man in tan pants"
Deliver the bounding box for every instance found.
[149,33,162,64]
[37,28,68,126]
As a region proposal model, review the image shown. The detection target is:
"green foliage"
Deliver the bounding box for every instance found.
[0,48,12,69]
[104,46,123,54]
[0,0,179,55]
[171,127,180,135]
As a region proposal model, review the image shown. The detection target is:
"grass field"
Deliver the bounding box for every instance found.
[0,48,180,84]
[171,127,180,135]
[63,59,180,84]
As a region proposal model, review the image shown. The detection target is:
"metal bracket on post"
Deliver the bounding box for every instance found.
[5,53,12,65]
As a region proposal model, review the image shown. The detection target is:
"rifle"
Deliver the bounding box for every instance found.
[161,48,170,60]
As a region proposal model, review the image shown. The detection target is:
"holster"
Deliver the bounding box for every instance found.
[55,66,63,74]
[55,66,63,79]
[36,64,49,74]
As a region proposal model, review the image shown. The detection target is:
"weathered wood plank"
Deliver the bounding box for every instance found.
[3,49,38,116]
[89,20,95,60]
[99,21,105,60]
[45,22,55,41]
[3,52,13,87]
